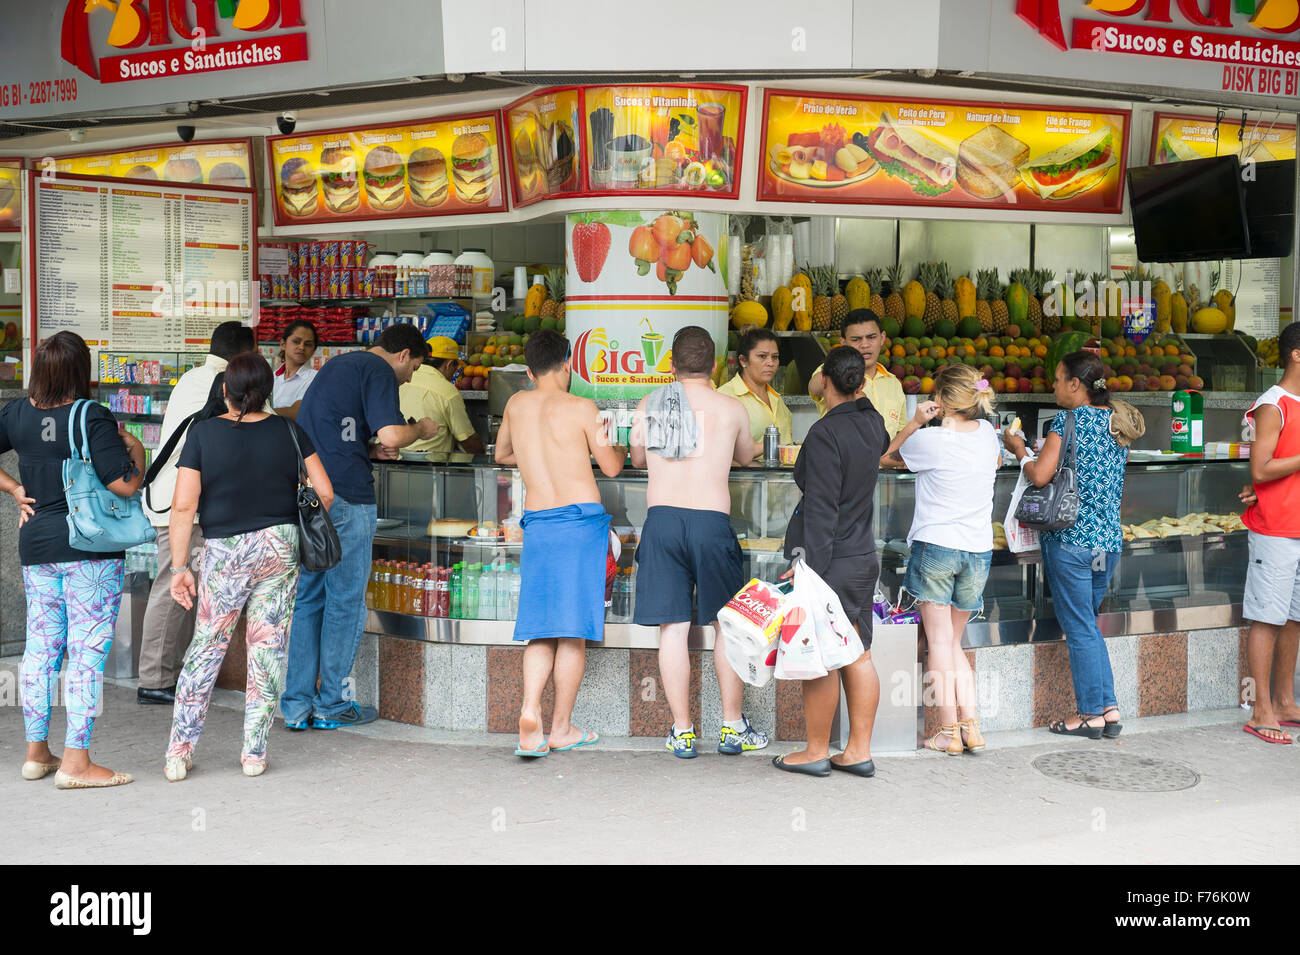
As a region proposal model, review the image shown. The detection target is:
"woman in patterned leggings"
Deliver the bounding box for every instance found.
[165,352,333,780]
[0,332,144,789]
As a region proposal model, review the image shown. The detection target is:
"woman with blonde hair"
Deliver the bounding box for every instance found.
[884,363,1001,755]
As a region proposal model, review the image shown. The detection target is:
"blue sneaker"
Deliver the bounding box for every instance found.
[310,703,378,730]
[718,715,769,754]
[665,727,697,759]
[283,717,310,731]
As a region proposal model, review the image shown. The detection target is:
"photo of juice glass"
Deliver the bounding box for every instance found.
[640,331,665,369]
[698,102,725,160]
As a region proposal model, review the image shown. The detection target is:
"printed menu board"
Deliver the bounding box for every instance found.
[505,88,582,207]
[758,90,1129,214]
[1151,113,1297,165]
[42,139,254,188]
[33,173,255,353]
[1220,258,1282,340]
[266,111,508,226]
[582,85,745,198]
[0,160,20,232]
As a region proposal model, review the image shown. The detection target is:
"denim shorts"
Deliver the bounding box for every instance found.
[901,540,992,613]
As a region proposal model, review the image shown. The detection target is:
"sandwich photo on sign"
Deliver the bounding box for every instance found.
[866,112,957,197]
[1155,128,1200,164]
[126,164,158,180]
[320,144,359,213]
[1018,125,1117,201]
[280,156,318,217]
[958,124,1030,201]
[208,161,247,188]
[452,133,494,204]
[165,156,202,182]
[364,145,406,211]
[407,147,449,208]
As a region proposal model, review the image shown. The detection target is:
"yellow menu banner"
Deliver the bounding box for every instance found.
[267,112,507,225]
[1151,113,1297,165]
[44,140,253,188]
[582,85,745,195]
[0,161,19,231]
[759,90,1129,213]
[506,88,581,207]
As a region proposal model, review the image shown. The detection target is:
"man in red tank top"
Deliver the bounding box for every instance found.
[1242,322,1300,744]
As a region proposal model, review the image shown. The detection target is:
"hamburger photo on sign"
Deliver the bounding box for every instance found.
[320,144,359,213]
[280,156,318,217]
[364,145,406,212]
[453,132,495,205]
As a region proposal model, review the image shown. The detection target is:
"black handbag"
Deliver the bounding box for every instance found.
[283,417,341,572]
[1014,409,1080,532]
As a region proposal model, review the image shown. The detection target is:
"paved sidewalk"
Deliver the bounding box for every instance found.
[2,659,1297,864]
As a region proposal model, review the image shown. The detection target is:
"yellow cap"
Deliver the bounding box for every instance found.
[426,336,460,361]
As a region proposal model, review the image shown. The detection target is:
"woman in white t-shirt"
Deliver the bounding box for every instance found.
[884,363,1000,756]
[272,318,318,420]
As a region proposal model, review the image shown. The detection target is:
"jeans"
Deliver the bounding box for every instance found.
[281,497,376,721]
[1042,537,1120,716]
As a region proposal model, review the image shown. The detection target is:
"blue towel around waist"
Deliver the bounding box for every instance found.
[513,502,612,642]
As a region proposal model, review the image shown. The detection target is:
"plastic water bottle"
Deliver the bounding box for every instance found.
[495,562,511,620]
[450,563,463,619]
[464,563,480,619]
[509,566,521,620]
[625,567,636,621]
[479,562,497,620]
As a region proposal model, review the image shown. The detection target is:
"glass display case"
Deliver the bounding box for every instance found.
[369,456,1252,644]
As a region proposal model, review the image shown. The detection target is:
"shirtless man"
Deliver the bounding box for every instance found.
[495,329,626,757]
[630,325,768,759]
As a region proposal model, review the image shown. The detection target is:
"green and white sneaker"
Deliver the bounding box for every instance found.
[666,727,698,759]
[718,716,769,754]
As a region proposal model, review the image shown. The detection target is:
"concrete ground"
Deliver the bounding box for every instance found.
[3,658,1297,864]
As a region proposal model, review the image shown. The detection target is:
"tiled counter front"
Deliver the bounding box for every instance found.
[333,625,1249,743]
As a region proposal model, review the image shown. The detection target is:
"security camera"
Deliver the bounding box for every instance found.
[277,112,297,135]
[176,124,195,143]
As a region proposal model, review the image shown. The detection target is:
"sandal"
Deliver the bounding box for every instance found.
[1049,714,1103,739]
[1102,705,1123,739]
[959,716,986,753]
[926,722,964,755]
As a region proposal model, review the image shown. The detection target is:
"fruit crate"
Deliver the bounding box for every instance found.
[1179,333,1256,392]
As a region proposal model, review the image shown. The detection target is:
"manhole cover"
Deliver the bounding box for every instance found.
[1031,750,1200,792]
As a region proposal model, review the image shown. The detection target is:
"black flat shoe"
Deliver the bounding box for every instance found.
[136,686,175,705]
[1048,715,1103,739]
[772,754,831,777]
[830,757,876,777]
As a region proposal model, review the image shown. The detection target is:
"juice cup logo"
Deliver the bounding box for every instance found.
[573,319,673,388]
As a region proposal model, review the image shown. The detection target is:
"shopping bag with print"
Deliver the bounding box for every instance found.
[1004,460,1041,554]
[719,577,790,687]
[796,560,865,671]
[774,574,827,681]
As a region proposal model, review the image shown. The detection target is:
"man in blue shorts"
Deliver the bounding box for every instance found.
[631,326,768,758]
[495,330,627,757]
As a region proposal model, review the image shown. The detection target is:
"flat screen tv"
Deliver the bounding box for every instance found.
[1127,156,1251,262]
[1241,158,1295,258]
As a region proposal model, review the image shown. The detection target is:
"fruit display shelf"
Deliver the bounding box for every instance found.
[985,390,1253,409]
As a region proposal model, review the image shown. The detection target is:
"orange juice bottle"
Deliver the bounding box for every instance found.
[395,563,410,614]
[379,561,393,611]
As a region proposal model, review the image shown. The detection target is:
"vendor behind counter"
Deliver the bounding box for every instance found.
[399,336,485,455]
[719,327,793,460]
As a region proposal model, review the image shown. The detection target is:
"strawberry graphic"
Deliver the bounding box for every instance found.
[779,607,807,644]
[571,219,611,284]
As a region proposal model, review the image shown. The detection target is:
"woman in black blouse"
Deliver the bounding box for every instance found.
[163,352,332,781]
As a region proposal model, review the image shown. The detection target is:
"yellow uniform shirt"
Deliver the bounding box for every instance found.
[399,365,477,453]
[719,374,794,452]
[811,362,906,438]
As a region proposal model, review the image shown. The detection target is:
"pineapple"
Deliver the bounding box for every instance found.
[1029,268,1051,332]
[1087,271,1107,320]
[865,267,886,315]
[938,263,958,326]
[885,264,906,322]
[540,267,563,321]
[993,270,1015,333]
[811,265,835,331]
[830,270,849,325]
[920,262,943,332]
[975,269,998,332]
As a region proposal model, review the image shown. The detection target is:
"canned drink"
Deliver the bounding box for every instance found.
[340,269,353,298]
[325,240,340,268]
[286,242,299,271]
[362,269,375,298]
[341,239,355,268]
[764,425,780,466]
[355,240,369,264]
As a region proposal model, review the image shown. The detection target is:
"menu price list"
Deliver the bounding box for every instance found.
[36,180,252,354]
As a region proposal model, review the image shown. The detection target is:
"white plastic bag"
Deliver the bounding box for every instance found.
[719,577,787,687]
[800,562,865,671]
[773,561,828,681]
[1004,459,1042,554]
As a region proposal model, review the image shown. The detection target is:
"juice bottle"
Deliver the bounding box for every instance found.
[422,565,436,616]
[464,563,481,619]
[435,567,450,617]
[495,563,510,621]
[509,566,521,620]
[480,562,497,621]
[393,563,408,613]
[450,563,463,618]
[378,561,392,611]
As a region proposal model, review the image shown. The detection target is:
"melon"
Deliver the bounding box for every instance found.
[902,316,925,339]
[958,316,982,339]
[1191,307,1228,334]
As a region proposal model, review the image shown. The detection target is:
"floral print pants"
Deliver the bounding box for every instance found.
[167,524,300,767]
[21,559,124,750]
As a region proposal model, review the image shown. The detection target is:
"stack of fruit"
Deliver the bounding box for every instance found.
[461,334,528,391]
[516,268,566,335]
[1097,336,1202,392]
[1257,336,1282,368]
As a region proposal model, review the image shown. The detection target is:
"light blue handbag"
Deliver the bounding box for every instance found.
[63,399,154,552]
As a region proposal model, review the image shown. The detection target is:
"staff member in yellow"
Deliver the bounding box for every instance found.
[808,310,905,439]
[718,327,793,462]
[399,336,485,454]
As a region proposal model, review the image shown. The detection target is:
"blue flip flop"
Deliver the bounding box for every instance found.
[514,742,550,758]
[551,730,599,752]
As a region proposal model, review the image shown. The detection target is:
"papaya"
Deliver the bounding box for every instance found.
[955,275,977,320]
[772,286,794,331]
[1005,281,1029,328]
[1213,289,1235,331]
[524,282,547,318]
[845,276,871,311]
[1171,290,1189,334]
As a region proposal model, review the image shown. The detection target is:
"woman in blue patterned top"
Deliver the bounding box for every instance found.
[1003,351,1136,740]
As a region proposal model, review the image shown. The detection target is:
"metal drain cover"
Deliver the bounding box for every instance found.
[1032,750,1200,792]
